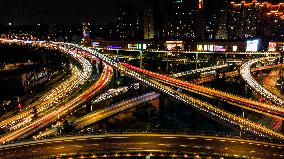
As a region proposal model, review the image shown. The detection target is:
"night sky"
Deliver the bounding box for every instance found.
[0,0,281,25]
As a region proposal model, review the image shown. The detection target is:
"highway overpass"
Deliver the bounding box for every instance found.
[0,134,283,159]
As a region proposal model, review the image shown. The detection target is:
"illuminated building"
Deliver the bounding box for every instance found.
[143,1,164,40]
[166,0,196,40]
[196,0,206,40]
[228,1,284,40]
[144,1,154,39]
[117,5,143,40]
[216,10,228,40]
[198,0,204,9]
[82,22,90,40]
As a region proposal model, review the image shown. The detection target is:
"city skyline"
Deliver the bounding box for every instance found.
[0,0,282,25]
[0,0,283,157]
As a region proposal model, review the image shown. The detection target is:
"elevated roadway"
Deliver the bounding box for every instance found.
[122,63,284,119]
[171,64,232,78]
[0,134,283,159]
[74,45,284,139]
[240,57,284,106]
[0,41,112,144]
[0,64,112,144]
[75,92,159,129]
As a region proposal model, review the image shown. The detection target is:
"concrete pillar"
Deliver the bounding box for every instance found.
[99,60,103,73]
[95,58,100,74]
[244,84,252,97]
[98,122,104,129]
[166,51,169,72]
[113,69,120,79]
[140,50,143,68]
[116,50,119,59]
[86,101,92,113]
[224,54,227,64]
[159,95,168,115]
[195,52,199,69]
[32,107,38,118]
[83,51,86,58]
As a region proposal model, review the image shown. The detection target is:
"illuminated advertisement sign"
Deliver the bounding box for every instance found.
[139,44,147,50]
[127,44,147,50]
[128,44,138,49]
[268,42,277,51]
[83,29,89,38]
[199,0,204,9]
[197,45,203,51]
[107,45,122,49]
[204,45,208,51]
[197,44,215,52]
[166,41,184,50]
[232,46,238,52]
[214,45,226,52]
[209,45,214,51]
[246,40,259,52]
[91,42,100,47]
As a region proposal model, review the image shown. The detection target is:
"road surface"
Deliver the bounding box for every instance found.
[75,92,160,129]
[0,134,283,159]
[240,57,284,106]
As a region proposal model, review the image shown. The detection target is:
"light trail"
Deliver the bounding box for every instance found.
[75,92,159,129]
[240,57,284,106]
[122,63,284,119]
[75,46,284,140]
[0,40,111,144]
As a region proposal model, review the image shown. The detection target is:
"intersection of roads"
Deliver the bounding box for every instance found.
[0,38,283,158]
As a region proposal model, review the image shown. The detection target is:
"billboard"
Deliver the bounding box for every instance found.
[209,45,214,51]
[127,44,147,50]
[232,46,238,52]
[204,45,208,51]
[214,45,226,52]
[166,41,184,50]
[268,42,277,51]
[107,45,122,49]
[197,45,203,51]
[91,42,100,47]
[199,0,204,9]
[246,40,259,52]
[128,44,139,49]
[197,44,216,52]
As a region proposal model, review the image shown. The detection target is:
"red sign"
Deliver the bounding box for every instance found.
[199,0,204,9]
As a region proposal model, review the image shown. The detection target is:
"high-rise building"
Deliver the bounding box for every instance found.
[143,0,164,40]
[216,9,228,40]
[228,1,284,40]
[196,0,206,40]
[82,22,90,39]
[166,0,196,40]
[144,1,154,39]
[117,4,143,40]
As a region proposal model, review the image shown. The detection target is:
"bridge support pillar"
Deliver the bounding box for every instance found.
[195,52,199,69]
[98,122,104,129]
[95,58,100,74]
[159,95,168,115]
[244,84,248,96]
[166,51,169,73]
[116,50,119,58]
[244,84,252,97]
[99,59,103,73]
[32,107,38,119]
[86,101,92,113]
[114,69,120,79]
[281,122,284,134]
[140,50,143,68]
[223,54,227,64]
